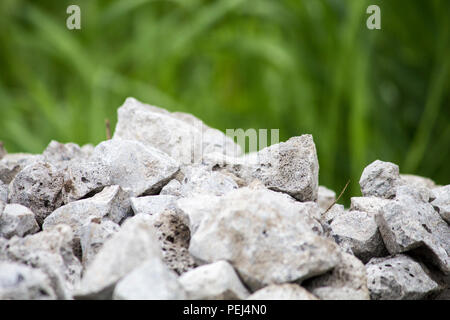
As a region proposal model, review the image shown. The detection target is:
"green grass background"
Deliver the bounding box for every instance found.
[0,0,449,200]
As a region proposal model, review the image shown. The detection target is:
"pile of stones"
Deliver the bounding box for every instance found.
[0,97,448,300]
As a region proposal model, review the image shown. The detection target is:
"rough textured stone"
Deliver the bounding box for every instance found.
[247,284,318,300]
[321,204,345,224]
[0,204,39,239]
[366,254,439,300]
[0,180,7,203]
[79,218,120,268]
[329,210,387,263]
[0,224,82,299]
[160,164,238,198]
[188,187,340,291]
[350,196,391,215]
[61,160,112,204]
[43,186,131,258]
[113,97,241,165]
[359,160,402,199]
[91,138,179,196]
[318,186,336,211]
[400,174,436,189]
[151,210,196,274]
[0,153,41,185]
[8,161,64,225]
[205,135,319,202]
[113,257,186,300]
[75,215,162,299]
[131,195,178,217]
[42,140,85,168]
[431,185,450,223]
[376,186,450,274]
[0,261,56,300]
[179,261,250,300]
[304,252,370,300]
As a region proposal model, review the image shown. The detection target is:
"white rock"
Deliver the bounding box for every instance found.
[42,140,85,167]
[205,135,319,201]
[376,186,450,274]
[113,257,186,300]
[322,204,345,224]
[359,160,403,199]
[0,224,82,299]
[179,261,250,300]
[0,153,41,184]
[91,138,179,196]
[8,161,64,225]
[304,252,370,300]
[0,262,56,300]
[318,186,336,211]
[0,204,39,238]
[0,180,7,203]
[130,195,178,217]
[400,174,436,189]
[188,187,340,291]
[247,284,318,300]
[75,215,162,299]
[329,210,387,262]
[366,254,439,300]
[350,196,391,215]
[79,218,120,268]
[431,185,450,223]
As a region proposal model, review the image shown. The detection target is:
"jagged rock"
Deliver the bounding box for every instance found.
[113,257,186,300]
[247,284,318,300]
[0,180,7,202]
[322,204,345,224]
[400,174,436,189]
[151,210,196,274]
[366,254,439,300]
[205,135,319,202]
[79,218,120,268]
[304,252,370,300]
[188,187,340,291]
[431,185,450,223]
[0,204,39,238]
[131,195,178,217]
[8,161,64,225]
[329,210,387,263]
[42,141,85,168]
[43,186,131,257]
[61,160,112,204]
[160,165,238,198]
[318,186,336,211]
[0,224,82,299]
[376,185,450,274]
[80,144,95,157]
[0,261,56,300]
[75,215,162,299]
[0,153,41,184]
[179,261,250,300]
[350,196,391,215]
[113,97,241,165]
[359,160,403,199]
[90,138,179,196]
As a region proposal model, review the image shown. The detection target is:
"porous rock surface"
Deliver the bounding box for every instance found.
[0,97,448,300]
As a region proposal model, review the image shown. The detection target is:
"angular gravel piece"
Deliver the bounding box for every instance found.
[431,185,450,223]
[359,160,403,199]
[247,284,318,300]
[0,203,39,238]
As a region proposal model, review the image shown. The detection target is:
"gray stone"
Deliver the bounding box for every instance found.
[318,186,336,211]
[0,180,7,203]
[91,138,179,196]
[350,196,391,215]
[0,153,41,184]
[179,261,250,300]
[376,186,450,274]
[0,142,6,159]
[188,187,340,291]
[247,284,318,300]
[366,254,439,300]
[75,215,162,299]
[0,224,82,299]
[113,257,186,300]
[131,195,178,217]
[359,160,403,199]
[329,210,387,263]
[322,203,345,224]
[0,261,56,300]
[160,164,238,198]
[304,252,370,300]
[113,97,241,165]
[400,174,436,189]
[205,135,319,201]
[42,140,85,167]
[61,160,113,204]
[79,218,120,268]
[8,161,64,225]
[431,185,450,223]
[0,204,39,238]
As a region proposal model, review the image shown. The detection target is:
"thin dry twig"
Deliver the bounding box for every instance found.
[323,179,351,214]
[105,119,111,140]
